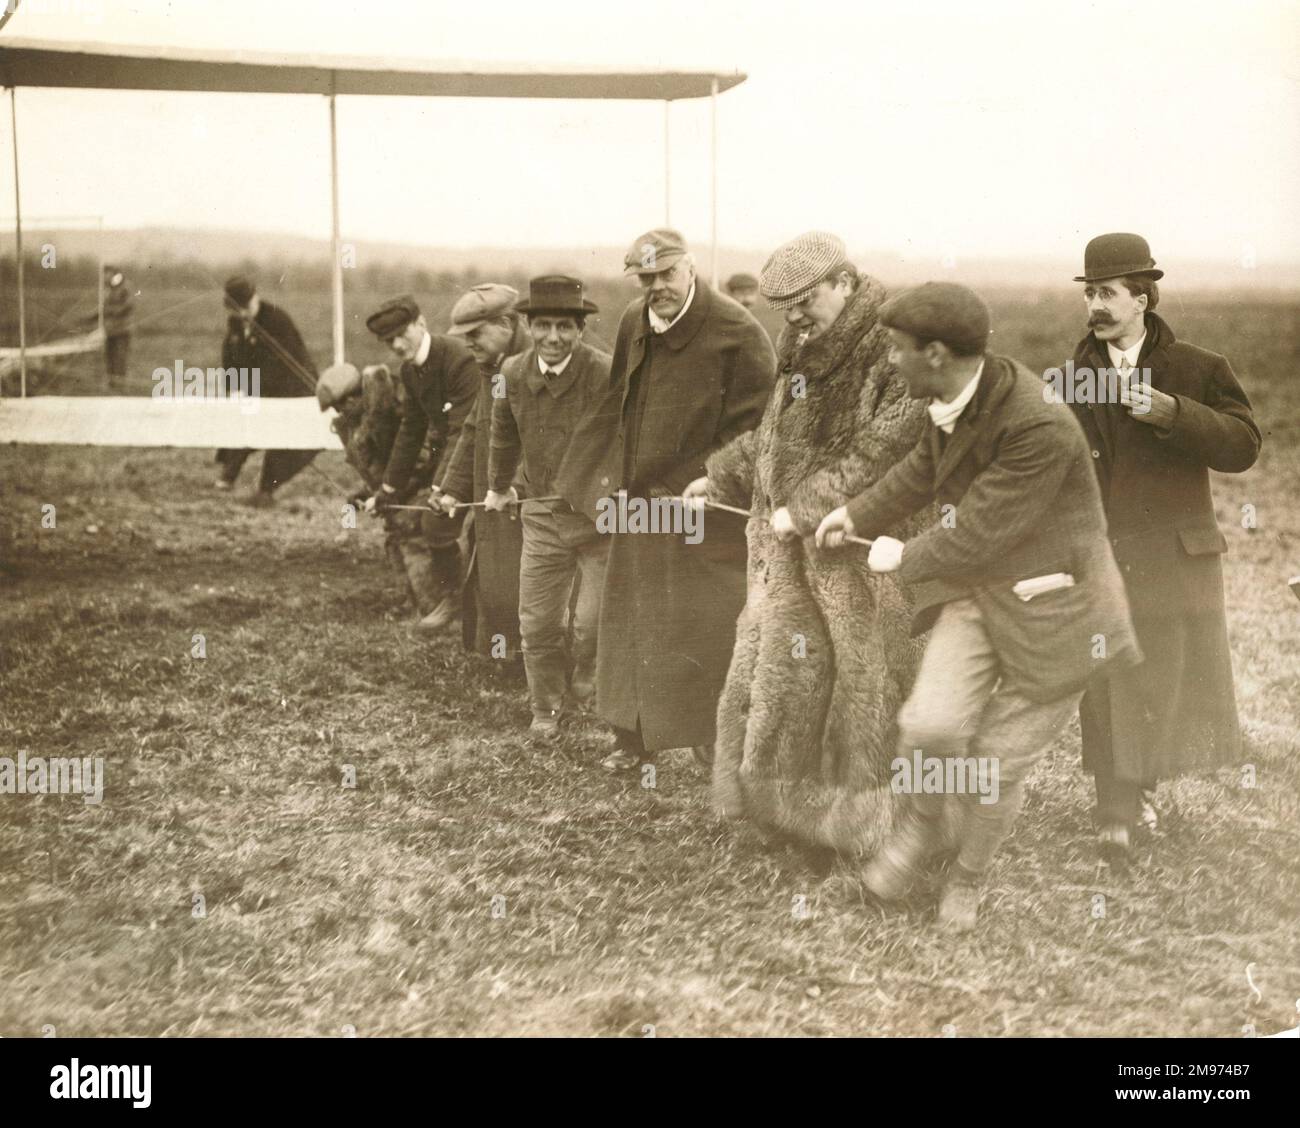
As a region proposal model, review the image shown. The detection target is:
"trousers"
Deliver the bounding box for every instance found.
[896,596,1082,879]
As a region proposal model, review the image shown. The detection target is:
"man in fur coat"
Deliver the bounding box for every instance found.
[684,232,932,856]
[1058,234,1261,864]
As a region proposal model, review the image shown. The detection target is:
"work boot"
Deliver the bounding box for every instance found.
[864,811,942,902]
[529,711,562,740]
[1098,822,1132,870]
[415,595,458,634]
[242,490,275,508]
[937,880,980,933]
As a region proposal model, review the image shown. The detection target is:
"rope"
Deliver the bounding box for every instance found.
[701,499,874,548]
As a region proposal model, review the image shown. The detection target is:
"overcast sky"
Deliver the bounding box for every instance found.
[2,0,1298,272]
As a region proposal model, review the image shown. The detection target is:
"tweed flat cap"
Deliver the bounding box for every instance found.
[760,231,849,309]
[448,283,520,335]
[880,282,991,353]
[366,295,421,339]
[623,228,688,276]
[1074,232,1164,282]
[223,274,255,309]
[316,362,362,411]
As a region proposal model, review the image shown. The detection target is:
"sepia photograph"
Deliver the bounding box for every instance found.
[0,0,1296,1093]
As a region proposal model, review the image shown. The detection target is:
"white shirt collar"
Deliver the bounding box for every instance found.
[928,360,984,434]
[1106,332,1146,370]
[648,279,696,335]
[538,351,574,377]
[414,330,432,367]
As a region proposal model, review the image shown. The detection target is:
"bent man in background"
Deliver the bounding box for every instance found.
[214,275,319,506]
[318,361,443,621]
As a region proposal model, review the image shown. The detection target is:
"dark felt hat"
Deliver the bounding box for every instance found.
[880,282,991,354]
[223,274,255,308]
[366,295,421,339]
[515,275,598,317]
[1074,233,1163,282]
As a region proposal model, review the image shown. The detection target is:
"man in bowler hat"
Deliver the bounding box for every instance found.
[484,275,614,737]
[1059,234,1261,864]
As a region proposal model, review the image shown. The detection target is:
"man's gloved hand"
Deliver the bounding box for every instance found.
[435,493,461,517]
[770,506,799,541]
[483,487,518,513]
[682,476,710,511]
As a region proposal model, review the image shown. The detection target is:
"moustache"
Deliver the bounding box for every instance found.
[1089,316,1115,327]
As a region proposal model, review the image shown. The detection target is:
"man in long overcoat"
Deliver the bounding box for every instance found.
[1058,234,1261,861]
[558,228,775,771]
[214,275,319,505]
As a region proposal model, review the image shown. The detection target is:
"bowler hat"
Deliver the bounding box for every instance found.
[1074,233,1163,282]
[366,295,421,340]
[623,228,688,276]
[880,282,991,354]
[224,274,255,309]
[515,275,598,317]
[448,283,519,336]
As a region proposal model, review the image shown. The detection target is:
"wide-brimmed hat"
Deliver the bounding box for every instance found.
[448,283,519,336]
[515,275,598,317]
[1074,233,1164,282]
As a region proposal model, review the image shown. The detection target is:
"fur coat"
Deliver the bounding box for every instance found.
[705,278,933,856]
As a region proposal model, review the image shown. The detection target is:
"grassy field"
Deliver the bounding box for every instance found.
[1,283,1297,1037]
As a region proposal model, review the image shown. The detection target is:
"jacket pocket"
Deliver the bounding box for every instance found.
[1177,526,1228,556]
[975,580,1100,703]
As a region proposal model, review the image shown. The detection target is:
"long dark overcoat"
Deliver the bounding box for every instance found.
[705,280,933,854]
[559,282,775,750]
[1062,312,1261,781]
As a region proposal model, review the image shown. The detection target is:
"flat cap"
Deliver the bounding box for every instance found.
[1074,232,1164,282]
[448,283,519,335]
[223,274,255,309]
[366,295,421,340]
[726,272,759,291]
[760,231,849,309]
[316,362,362,411]
[623,228,688,276]
[880,282,991,354]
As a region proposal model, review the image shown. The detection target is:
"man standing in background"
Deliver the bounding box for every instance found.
[1061,234,1261,865]
[102,264,134,389]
